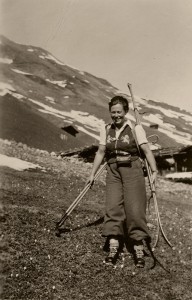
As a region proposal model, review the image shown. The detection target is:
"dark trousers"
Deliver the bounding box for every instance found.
[102,159,150,241]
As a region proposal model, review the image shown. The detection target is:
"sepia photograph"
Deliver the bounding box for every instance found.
[0,1,192,299]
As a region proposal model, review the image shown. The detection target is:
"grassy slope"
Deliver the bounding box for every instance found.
[1,141,192,300]
[0,95,94,152]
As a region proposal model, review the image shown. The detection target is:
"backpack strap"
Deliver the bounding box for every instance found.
[131,126,148,177]
[131,126,142,157]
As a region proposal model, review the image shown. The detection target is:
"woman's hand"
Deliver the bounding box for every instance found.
[151,170,158,185]
[86,174,95,187]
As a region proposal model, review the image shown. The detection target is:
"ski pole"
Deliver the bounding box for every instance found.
[55,162,107,230]
[146,162,173,248]
[127,83,173,249]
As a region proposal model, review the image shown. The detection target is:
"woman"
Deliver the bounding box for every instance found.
[87,96,157,268]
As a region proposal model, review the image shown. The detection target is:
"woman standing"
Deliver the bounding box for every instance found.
[87,96,157,268]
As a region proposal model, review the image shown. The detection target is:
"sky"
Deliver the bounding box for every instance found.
[1,0,192,112]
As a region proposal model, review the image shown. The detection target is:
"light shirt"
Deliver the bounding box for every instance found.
[99,120,148,146]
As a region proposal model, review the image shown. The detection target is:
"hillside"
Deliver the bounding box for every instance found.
[1,35,192,153]
[1,139,192,300]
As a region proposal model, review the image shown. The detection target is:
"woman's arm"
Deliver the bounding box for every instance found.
[87,145,106,184]
[140,143,158,182]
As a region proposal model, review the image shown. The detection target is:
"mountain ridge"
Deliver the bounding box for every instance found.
[1,35,192,152]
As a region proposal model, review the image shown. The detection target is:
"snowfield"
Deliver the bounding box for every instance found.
[46,79,67,88]
[0,57,13,64]
[28,98,105,139]
[0,82,15,96]
[39,53,65,66]
[165,172,192,179]
[1,79,192,146]
[0,154,43,171]
[11,68,32,75]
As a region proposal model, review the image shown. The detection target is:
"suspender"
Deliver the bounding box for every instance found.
[131,127,142,157]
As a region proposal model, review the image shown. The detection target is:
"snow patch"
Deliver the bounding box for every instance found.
[62,120,72,124]
[27,49,34,52]
[180,114,192,125]
[125,92,192,124]
[27,98,105,139]
[0,82,15,96]
[10,89,190,145]
[83,80,90,83]
[144,114,161,124]
[143,114,176,130]
[0,154,42,171]
[133,118,192,145]
[142,113,192,145]
[76,111,89,116]
[0,57,13,64]
[165,172,192,179]
[46,79,67,88]
[79,71,85,75]
[76,125,100,140]
[45,54,65,65]
[154,113,163,120]
[12,92,25,101]
[150,105,181,118]
[39,53,65,66]
[38,109,69,120]
[158,127,192,145]
[141,101,192,123]
[45,96,55,104]
[12,68,32,75]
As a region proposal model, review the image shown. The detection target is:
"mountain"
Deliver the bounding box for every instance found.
[1,35,192,153]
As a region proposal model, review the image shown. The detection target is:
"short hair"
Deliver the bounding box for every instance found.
[108,96,129,113]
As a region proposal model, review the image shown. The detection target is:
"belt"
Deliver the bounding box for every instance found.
[107,153,139,164]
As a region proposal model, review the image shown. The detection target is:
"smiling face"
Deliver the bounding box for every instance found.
[110,103,127,128]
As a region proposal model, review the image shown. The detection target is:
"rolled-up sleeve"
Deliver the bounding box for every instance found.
[99,124,107,145]
[135,125,148,145]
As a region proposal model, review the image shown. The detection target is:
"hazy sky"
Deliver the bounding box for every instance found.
[1,0,192,111]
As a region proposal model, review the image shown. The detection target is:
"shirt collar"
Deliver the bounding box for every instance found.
[111,118,133,138]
